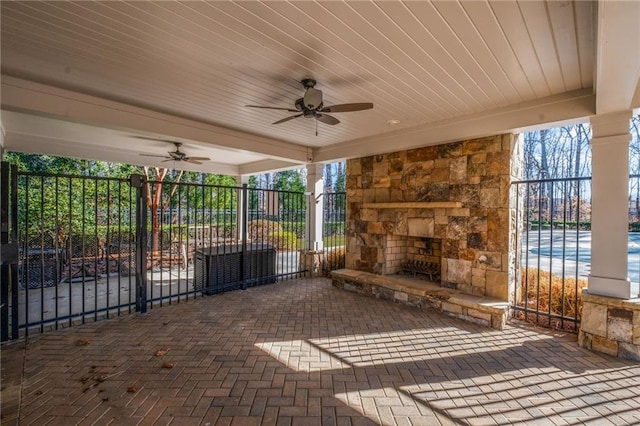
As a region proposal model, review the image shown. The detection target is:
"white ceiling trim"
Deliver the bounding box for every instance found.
[314,88,595,162]
[239,159,307,176]
[0,75,310,164]
[5,132,240,176]
[595,0,640,114]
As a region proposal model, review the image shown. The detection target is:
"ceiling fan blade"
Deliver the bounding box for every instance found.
[246,105,298,112]
[273,114,303,125]
[161,159,174,163]
[139,154,171,158]
[321,103,374,113]
[185,157,210,161]
[303,87,323,109]
[316,113,340,125]
[185,159,203,165]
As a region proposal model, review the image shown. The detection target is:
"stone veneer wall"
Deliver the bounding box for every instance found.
[345,134,516,300]
[579,291,640,361]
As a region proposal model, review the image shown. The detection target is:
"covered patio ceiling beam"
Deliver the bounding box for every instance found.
[0,76,310,165]
[314,89,595,163]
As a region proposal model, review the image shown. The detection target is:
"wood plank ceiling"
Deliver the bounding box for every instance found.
[1,1,597,172]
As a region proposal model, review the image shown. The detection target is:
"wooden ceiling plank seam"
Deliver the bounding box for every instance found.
[431,1,523,105]
[334,1,476,114]
[402,0,507,108]
[160,2,392,138]
[234,1,411,118]
[399,1,497,111]
[460,1,537,101]
[162,0,458,126]
[3,6,335,140]
[1,6,136,66]
[338,1,468,114]
[161,0,410,122]
[488,1,552,99]
[291,1,459,120]
[0,45,269,131]
[1,23,128,69]
[1,46,333,146]
[257,2,428,119]
[11,2,151,58]
[107,1,308,103]
[250,1,444,120]
[214,2,405,120]
[516,0,567,94]
[547,0,586,92]
[365,1,474,113]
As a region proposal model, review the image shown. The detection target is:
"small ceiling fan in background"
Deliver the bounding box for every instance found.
[137,138,210,165]
[246,79,373,130]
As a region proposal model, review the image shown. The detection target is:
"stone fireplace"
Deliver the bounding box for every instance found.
[345,134,516,300]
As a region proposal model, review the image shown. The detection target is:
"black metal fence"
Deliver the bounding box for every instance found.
[512,176,591,331]
[322,192,346,275]
[8,171,138,337]
[1,165,309,341]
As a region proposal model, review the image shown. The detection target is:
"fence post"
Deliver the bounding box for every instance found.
[131,174,148,314]
[240,183,248,290]
[0,162,19,341]
[1,162,10,341]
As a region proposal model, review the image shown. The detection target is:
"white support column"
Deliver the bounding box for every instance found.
[306,163,324,251]
[588,110,638,299]
[235,175,249,242]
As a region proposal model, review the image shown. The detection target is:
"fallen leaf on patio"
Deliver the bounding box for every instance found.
[76,339,90,346]
[162,362,174,369]
[155,349,169,357]
[127,385,138,393]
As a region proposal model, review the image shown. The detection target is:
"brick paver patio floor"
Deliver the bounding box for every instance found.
[2,278,639,425]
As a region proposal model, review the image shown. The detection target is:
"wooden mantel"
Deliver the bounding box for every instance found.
[362,202,462,209]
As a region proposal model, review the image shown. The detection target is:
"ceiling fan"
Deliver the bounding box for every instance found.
[246,78,373,127]
[138,139,210,165]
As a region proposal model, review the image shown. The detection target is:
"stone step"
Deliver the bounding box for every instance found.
[331,269,509,329]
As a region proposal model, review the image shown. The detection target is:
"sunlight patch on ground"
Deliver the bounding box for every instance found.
[254,340,349,372]
[257,327,554,372]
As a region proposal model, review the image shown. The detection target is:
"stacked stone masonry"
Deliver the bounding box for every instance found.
[331,269,509,330]
[579,291,640,361]
[346,134,516,300]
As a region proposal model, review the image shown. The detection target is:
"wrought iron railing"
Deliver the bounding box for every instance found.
[322,192,346,275]
[1,166,309,341]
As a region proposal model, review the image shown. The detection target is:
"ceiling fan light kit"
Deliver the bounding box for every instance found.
[246,78,373,130]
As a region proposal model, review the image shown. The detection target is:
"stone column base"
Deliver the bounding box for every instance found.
[299,250,324,278]
[578,290,640,361]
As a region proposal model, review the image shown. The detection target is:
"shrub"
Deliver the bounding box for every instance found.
[248,219,280,242]
[518,268,586,321]
[268,231,297,251]
[323,246,345,275]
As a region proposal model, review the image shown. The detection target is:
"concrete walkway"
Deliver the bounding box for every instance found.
[2,278,639,425]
